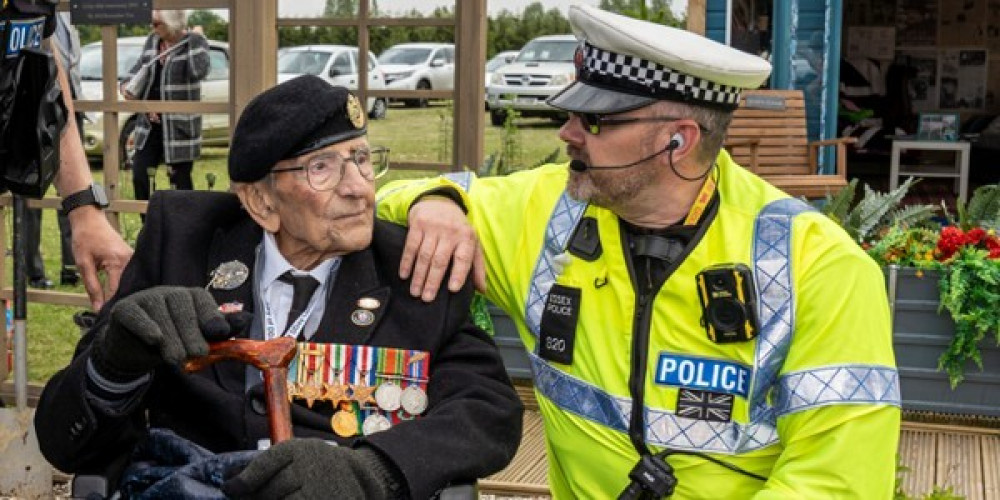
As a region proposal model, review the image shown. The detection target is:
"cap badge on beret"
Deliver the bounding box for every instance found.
[347,94,365,130]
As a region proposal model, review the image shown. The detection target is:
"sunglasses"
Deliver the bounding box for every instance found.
[574,112,709,136]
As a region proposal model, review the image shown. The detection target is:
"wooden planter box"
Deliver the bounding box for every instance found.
[888,266,1000,417]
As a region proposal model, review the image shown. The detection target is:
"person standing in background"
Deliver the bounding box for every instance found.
[121,9,209,203]
[23,11,83,289]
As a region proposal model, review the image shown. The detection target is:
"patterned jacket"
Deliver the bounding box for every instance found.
[126,32,210,164]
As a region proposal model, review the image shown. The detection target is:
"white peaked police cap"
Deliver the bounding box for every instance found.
[548,5,772,114]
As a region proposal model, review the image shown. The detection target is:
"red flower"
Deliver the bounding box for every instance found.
[966,228,986,245]
[937,226,966,260]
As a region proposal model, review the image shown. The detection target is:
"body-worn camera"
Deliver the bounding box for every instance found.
[696,263,759,343]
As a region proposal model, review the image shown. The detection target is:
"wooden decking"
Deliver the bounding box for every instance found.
[480,404,1000,499]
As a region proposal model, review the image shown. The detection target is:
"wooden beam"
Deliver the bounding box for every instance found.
[229,0,277,123]
[276,17,454,28]
[453,0,486,172]
[687,0,707,35]
[74,101,229,113]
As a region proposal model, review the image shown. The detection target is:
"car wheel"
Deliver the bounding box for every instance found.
[490,109,507,127]
[369,98,388,120]
[119,118,137,171]
[406,80,431,108]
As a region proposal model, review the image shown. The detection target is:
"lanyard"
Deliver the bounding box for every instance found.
[682,167,718,226]
[262,292,319,340]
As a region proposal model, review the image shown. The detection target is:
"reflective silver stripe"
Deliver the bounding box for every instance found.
[531,352,778,453]
[442,171,473,192]
[774,365,901,417]
[524,191,588,340]
[746,198,814,421]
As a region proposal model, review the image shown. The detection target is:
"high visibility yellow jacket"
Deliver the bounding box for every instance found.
[377,150,900,499]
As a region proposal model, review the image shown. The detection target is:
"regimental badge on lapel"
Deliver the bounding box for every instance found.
[207,261,249,290]
[346,94,365,130]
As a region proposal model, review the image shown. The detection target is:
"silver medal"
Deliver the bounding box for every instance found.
[207,261,249,290]
[374,382,402,411]
[362,413,392,435]
[401,385,428,415]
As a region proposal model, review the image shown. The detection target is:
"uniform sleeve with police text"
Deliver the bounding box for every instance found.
[754,212,900,499]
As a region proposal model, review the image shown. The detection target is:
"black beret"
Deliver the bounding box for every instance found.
[229,75,368,183]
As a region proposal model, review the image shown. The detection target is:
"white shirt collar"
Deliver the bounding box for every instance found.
[260,232,339,289]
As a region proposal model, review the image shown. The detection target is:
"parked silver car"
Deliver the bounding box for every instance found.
[486,35,576,126]
[379,42,454,107]
[277,45,388,119]
[79,36,230,168]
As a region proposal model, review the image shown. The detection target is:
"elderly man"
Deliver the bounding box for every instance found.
[377,6,900,498]
[35,76,522,499]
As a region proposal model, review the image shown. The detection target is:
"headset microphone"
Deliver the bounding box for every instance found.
[569,141,676,173]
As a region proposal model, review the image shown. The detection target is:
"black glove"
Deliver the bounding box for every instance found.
[222,439,405,499]
[90,286,230,379]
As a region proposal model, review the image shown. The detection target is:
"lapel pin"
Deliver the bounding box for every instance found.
[351,309,375,327]
[207,260,249,291]
[357,297,381,310]
[218,301,244,313]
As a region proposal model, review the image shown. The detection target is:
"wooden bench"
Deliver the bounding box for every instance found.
[724,89,856,198]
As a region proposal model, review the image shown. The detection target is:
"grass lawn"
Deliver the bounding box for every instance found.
[6,104,565,383]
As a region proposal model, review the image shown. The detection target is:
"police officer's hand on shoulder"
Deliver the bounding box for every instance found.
[89,286,231,379]
[223,439,405,499]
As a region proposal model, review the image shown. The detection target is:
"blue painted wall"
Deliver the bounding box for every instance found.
[706,0,844,172]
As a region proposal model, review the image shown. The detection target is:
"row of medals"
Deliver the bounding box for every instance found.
[288,378,428,437]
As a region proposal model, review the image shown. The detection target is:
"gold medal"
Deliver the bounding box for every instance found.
[351,383,377,405]
[346,94,365,130]
[323,383,348,404]
[300,379,323,408]
[332,405,359,437]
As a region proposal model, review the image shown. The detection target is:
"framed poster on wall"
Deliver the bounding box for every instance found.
[939,49,988,110]
[898,49,939,111]
[896,0,938,46]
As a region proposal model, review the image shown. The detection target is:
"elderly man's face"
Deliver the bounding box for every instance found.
[248,137,376,268]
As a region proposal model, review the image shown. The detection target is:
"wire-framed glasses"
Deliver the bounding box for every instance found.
[270,146,390,191]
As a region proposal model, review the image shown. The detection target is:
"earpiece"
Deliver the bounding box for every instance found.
[669,133,685,151]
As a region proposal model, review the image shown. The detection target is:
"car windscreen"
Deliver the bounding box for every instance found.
[486,55,510,72]
[515,41,576,63]
[379,48,431,65]
[79,43,144,81]
[278,51,333,75]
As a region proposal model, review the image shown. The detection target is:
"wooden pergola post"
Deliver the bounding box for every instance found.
[229,0,277,120]
[453,0,486,172]
[687,0,707,35]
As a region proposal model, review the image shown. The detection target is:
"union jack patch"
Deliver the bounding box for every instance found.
[676,389,734,422]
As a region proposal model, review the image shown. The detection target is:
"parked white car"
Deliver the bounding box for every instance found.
[277,45,388,119]
[486,34,577,126]
[79,36,230,168]
[378,42,454,107]
[485,50,519,102]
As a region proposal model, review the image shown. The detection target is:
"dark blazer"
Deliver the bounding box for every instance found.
[35,190,523,499]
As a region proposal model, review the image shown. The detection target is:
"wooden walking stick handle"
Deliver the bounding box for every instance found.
[183,337,298,443]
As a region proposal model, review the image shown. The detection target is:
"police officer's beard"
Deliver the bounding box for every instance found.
[567,152,661,209]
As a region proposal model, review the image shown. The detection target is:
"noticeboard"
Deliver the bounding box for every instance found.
[70,0,151,25]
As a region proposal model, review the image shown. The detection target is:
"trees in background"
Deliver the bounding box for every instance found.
[76,1,684,57]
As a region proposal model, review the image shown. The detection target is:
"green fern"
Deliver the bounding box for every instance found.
[966,184,1000,227]
[822,178,858,227]
[890,203,938,230]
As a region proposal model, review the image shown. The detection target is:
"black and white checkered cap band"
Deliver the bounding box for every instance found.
[579,43,743,110]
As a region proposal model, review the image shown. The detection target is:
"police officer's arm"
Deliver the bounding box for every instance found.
[754,216,900,498]
[53,53,134,310]
[377,177,485,301]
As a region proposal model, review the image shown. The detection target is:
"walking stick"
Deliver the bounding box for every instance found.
[183,337,298,443]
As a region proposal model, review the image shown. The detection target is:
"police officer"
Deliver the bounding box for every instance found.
[1,0,132,309]
[378,6,900,498]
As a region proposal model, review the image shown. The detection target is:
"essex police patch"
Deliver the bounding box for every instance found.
[676,389,734,422]
[654,353,751,398]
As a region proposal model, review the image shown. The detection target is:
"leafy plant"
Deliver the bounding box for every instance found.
[822,177,937,243]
